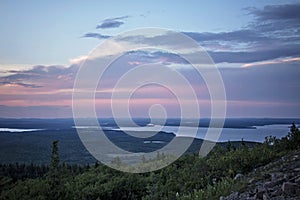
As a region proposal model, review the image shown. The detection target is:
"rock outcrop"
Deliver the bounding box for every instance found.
[221,150,300,200]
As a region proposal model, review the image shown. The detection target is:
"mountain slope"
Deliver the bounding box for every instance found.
[222,150,300,200]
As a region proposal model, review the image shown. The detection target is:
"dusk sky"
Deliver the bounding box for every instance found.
[0,0,299,118]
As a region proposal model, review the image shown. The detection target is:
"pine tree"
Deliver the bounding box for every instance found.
[47,140,62,199]
[49,140,59,174]
[288,123,300,149]
[226,140,232,151]
[241,138,246,146]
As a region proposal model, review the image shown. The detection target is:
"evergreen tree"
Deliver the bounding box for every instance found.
[94,161,100,168]
[47,140,63,199]
[226,140,232,151]
[49,140,59,174]
[241,138,246,146]
[288,123,300,149]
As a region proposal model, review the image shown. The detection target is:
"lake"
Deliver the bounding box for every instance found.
[0,118,299,164]
[113,124,297,142]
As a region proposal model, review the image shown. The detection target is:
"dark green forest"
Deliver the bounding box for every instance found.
[1,124,299,200]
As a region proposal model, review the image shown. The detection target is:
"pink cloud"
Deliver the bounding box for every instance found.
[241,57,300,68]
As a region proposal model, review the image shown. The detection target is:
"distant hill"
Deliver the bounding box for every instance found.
[0,127,259,164]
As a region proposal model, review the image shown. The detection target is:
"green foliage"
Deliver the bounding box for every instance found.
[286,123,300,149]
[49,140,59,174]
[206,140,279,178]
[1,124,300,200]
[46,140,64,199]
[1,178,49,200]
[0,162,49,182]
[179,177,244,200]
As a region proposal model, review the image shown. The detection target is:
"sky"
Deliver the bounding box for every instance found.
[0,0,299,118]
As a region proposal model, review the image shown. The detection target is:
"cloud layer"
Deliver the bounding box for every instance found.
[96,15,129,29]
[96,3,300,64]
[0,50,299,118]
[1,3,299,118]
[82,33,110,39]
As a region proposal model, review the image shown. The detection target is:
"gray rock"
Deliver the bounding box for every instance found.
[282,182,298,195]
[263,173,271,179]
[234,173,244,181]
[249,178,256,184]
[271,188,282,197]
[255,190,264,199]
[222,150,300,200]
[264,178,286,189]
[271,197,285,200]
[293,167,300,172]
[297,188,300,196]
[271,173,283,181]
[295,161,300,167]
[264,181,277,188]
[225,192,239,200]
[262,193,270,200]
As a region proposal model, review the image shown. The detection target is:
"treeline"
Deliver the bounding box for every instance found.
[0,163,49,181]
[0,162,92,183]
[0,123,299,200]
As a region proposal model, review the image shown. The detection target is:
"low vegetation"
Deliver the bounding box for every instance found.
[1,123,299,200]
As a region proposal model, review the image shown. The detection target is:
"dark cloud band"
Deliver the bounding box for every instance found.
[96,15,130,29]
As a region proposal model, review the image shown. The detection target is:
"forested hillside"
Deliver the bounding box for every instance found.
[1,124,299,200]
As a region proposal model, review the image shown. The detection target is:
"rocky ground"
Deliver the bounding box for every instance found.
[221,150,300,200]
